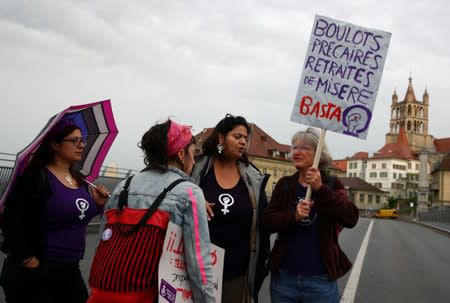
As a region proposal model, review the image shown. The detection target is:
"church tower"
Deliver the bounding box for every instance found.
[385,76,434,152]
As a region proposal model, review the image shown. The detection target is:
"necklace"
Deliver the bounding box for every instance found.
[65,175,73,185]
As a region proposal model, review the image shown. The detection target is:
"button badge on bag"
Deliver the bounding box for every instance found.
[102,228,113,241]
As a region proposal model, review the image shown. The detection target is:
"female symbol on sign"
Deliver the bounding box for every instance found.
[218,193,234,215]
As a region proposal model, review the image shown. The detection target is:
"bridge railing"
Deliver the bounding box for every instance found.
[418,208,450,223]
[0,152,139,197]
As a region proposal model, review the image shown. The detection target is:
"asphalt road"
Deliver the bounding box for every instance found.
[1,218,449,302]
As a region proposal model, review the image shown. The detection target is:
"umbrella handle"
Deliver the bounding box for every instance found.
[82,178,111,198]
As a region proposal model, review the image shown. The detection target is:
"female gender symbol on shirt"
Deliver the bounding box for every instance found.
[218,193,234,215]
[75,198,89,220]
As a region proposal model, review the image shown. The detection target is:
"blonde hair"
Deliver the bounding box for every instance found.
[291,127,332,170]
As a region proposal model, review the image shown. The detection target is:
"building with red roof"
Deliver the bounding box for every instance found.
[342,77,450,204]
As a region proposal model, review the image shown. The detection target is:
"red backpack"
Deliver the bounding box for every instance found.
[89,177,185,297]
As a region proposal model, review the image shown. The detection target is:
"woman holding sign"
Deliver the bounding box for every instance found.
[191,114,270,303]
[262,127,359,303]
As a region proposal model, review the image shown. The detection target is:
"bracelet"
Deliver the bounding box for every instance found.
[21,257,33,266]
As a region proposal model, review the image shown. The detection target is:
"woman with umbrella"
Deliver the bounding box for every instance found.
[0,119,110,303]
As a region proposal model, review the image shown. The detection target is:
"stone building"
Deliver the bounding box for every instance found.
[340,177,388,215]
[344,76,450,205]
[385,76,434,152]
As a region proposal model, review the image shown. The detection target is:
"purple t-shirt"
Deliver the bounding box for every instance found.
[201,168,252,280]
[44,169,99,262]
[281,183,327,276]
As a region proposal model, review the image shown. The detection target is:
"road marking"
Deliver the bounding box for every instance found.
[340,219,374,303]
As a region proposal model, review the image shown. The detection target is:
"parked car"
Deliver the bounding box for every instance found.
[375,209,398,219]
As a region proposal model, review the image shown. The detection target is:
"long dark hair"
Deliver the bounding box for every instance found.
[27,120,84,182]
[201,114,251,165]
[139,120,196,172]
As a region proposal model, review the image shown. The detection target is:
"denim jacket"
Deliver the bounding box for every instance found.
[191,156,270,302]
[98,166,215,302]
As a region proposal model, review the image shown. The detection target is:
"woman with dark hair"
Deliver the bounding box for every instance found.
[262,127,359,303]
[0,119,110,303]
[191,114,270,303]
[88,119,215,303]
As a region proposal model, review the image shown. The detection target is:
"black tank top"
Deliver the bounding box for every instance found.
[200,167,252,279]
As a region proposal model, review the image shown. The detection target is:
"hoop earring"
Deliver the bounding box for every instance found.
[217,144,224,154]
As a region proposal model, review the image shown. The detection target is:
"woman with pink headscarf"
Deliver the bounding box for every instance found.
[88,119,215,303]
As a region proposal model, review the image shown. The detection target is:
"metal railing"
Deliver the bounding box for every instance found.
[0,152,139,195]
[418,208,450,223]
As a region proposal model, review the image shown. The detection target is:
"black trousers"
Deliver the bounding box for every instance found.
[0,257,88,303]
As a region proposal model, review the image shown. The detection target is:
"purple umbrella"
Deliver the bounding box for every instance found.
[0,99,118,212]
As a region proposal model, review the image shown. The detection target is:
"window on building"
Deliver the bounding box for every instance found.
[408,163,412,169]
[349,162,353,169]
[350,193,356,202]
[263,168,267,174]
[380,172,388,178]
[369,172,377,178]
[416,164,419,170]
[382,163,386,169]
[354,162,358,169]
[399,173,402,179]
[368,195,373,203]
[347,173,352,177]
[372,163,376,169]
[359,193,365,203]
[374,182,382,188]
[393,172,397,179]
[376,196,380,203]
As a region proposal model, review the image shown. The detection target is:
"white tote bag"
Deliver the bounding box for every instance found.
[158,222,224,303]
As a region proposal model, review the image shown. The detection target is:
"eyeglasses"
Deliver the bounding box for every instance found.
[62,137,87,146]
[291,144,314,152]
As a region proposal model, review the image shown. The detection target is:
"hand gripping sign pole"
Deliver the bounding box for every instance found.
[304,128,326,201]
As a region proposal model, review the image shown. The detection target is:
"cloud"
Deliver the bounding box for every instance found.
[1,0,449,170]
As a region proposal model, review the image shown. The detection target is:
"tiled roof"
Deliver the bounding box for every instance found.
[339,177,386,193]
[194,123,291,162]
[332,159,347,172]
[373,127,416,160]
[247,124,291,160]
[434,138,450,153]
[349,152,368,160]
[432,153,450,172]
[403,76,417,102]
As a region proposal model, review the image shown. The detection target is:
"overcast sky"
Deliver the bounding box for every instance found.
[1,0,449,170]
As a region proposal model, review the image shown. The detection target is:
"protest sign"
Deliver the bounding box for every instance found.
[158,222,224,303]
[290,15,391,139]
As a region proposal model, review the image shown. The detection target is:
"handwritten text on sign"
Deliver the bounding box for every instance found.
[158,222,224,303]
[290,15,391,139]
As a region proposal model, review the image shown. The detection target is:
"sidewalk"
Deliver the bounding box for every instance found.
[413,220,450,236]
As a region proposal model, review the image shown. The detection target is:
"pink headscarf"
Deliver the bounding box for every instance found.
[167,120,193,156]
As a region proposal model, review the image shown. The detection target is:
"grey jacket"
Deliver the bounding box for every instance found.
[191,156,270,302]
